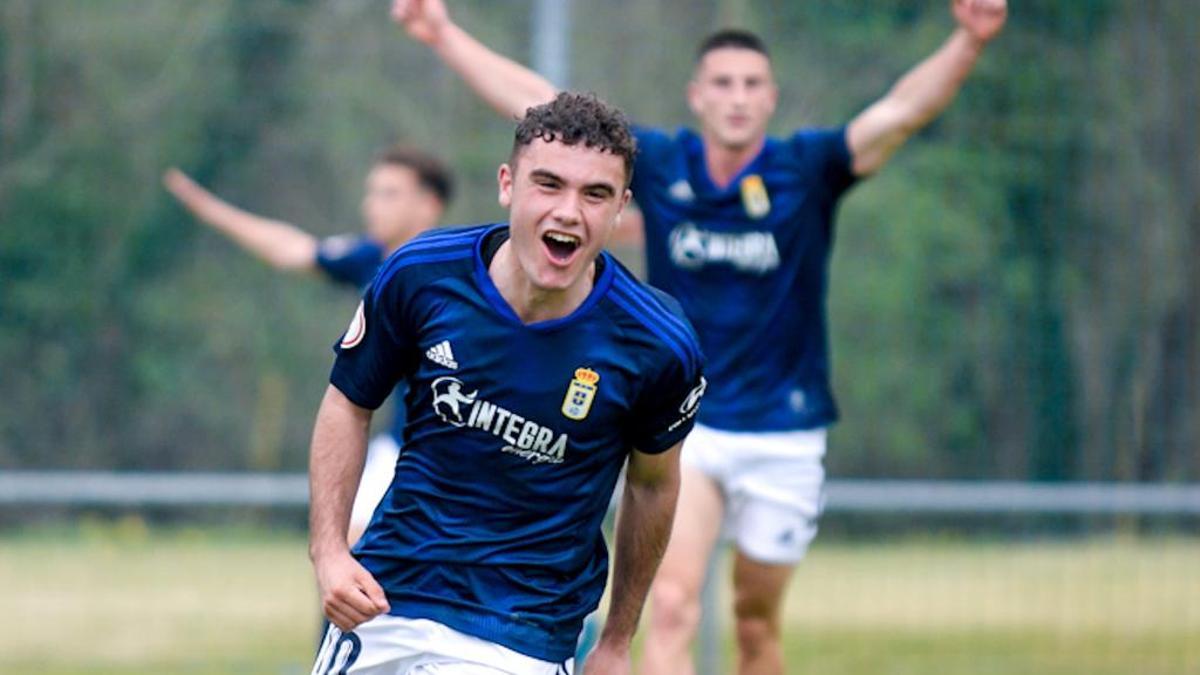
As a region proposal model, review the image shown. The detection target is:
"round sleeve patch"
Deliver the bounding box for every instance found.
[340,301,366,349]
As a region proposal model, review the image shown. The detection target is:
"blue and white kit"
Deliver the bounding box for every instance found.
[327,224,706,664]
[631,125,858,561]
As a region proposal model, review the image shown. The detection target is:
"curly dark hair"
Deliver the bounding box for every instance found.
[512,92,637,187]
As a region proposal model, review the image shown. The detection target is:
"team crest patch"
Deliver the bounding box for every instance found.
[739,174,771,219]
[340,301,366,349]
[561,368,600,421]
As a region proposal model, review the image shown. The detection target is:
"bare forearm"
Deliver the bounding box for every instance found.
[164,170,317,270]
[885,28,984,132]
[432,22,557,119]
[848,28,988,175]
[309,386,372,562]
[600,471,679,648]
[191,198,317,270]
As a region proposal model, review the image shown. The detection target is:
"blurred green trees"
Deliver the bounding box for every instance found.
[1,0,1195,481]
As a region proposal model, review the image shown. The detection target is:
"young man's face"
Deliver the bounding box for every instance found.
[498,138,630,292]
[688,47,778,151]
[361,164,441,248]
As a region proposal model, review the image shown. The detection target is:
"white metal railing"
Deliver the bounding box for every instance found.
[3,471,1199,515]
[4,470,1196,675]
[0,471,309,506]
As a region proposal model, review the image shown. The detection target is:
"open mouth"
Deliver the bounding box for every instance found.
[542,231,582,264]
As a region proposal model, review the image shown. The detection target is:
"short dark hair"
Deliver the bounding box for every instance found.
[695,28,770,63]
[373,145,454,205]
[513,92,637,187]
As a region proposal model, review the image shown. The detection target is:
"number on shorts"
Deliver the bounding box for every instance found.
[312,624,362,675]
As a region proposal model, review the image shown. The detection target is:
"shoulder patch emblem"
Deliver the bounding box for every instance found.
[561,368,600,421]
[739,174,771,219]
[340,301,366,349]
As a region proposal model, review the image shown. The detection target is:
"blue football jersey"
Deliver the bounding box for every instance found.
[316,234,406,442]
[631,126,857,432]
[328,224,706,662]
[316,234,386,288]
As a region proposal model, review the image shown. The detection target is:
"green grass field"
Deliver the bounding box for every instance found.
[1,520,1196,674]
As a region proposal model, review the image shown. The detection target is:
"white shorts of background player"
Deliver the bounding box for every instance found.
[682,424,827,565]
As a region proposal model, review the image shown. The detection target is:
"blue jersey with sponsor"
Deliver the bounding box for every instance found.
[632,126,857,431]
[316,235,406,442]
[329,224,705,662]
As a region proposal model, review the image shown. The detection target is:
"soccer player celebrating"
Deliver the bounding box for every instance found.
[307,92,706,674]
[163,146,453,545]
[392,0,1007,672]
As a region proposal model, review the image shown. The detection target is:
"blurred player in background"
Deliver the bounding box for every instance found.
[163,146,453,545]
[392,0,1007,672]
[307,92,705,674]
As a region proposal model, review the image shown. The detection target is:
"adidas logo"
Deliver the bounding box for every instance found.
[425,340,458,370]
[668,179,695,203]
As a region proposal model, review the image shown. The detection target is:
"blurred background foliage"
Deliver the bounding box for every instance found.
[1,0,1196,482]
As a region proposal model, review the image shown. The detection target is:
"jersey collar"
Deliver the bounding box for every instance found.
[681,128,775,197]
[472,223,615,332]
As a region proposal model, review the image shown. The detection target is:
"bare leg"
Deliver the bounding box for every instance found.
[638,466,725,675]
[732,552,795,675]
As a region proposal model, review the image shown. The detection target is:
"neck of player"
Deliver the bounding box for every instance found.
[703,133,767,189]
[489,240,595,324]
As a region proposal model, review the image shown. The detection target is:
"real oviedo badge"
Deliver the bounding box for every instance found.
[739,174,771,219]
[562,368,600,421]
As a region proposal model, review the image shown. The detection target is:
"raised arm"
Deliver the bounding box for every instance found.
[584,443,682,674]
[162,167,318,271]
[846,0,1007,176]
[308,385,390,631]
[391,0,557,119]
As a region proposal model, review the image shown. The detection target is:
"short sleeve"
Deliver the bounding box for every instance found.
[328,273,414,410]
[316,235,385,288]
[628,357,707,455]
[631,125,667,159]
[789,126,857,199]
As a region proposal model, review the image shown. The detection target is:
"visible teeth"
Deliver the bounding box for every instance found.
[545,232,580,246]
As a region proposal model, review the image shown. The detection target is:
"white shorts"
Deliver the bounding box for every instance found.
[682,423,827,565]
[312,615,572,675]
[349,434,401,533]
